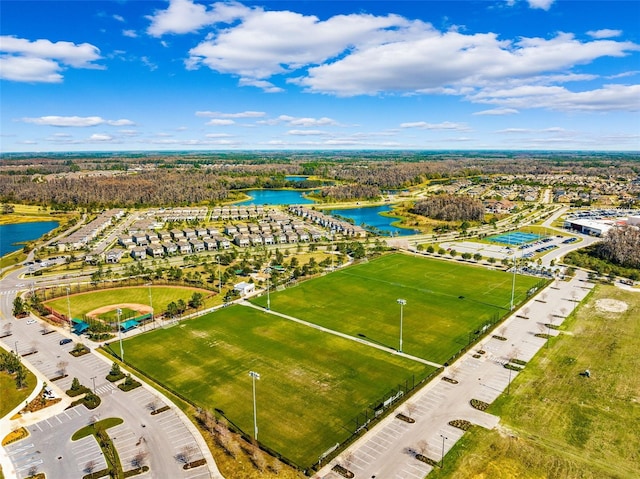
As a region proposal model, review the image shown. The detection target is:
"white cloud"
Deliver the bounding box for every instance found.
[205,119,235,125]
[299,32,638,96]
[196,110,265,118]
[21,116,135,127]
[470,83,640,112]
[0,35,102,82]
[0,56,63,82]
[238,78,284,93]
[113,14,125,23]
[88,133,113,141]
[123,30,138,38]
[141,56,158,71]
[205,133,233,138]
[607,71,639,79]
[186,3,414,84]
[146,0,249,37]
[473,108,519,115]
[527,0,555,10]
[496,127,568,134]
[400,121,470,130]
[280,115,338,127]
[587,29,622,39]
[106,119,135,126]
[287,129,328,136]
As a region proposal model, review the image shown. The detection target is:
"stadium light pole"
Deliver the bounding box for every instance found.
[91,376,96,394]
[216,255,222,294]
[147,283,154,331]
[249,371,260,441]
[66,286,72,331]
[397,299,406,353]
[265,267,271,311]
[14,341,19,355]
[506,248,516,310]
[117,308,124,362]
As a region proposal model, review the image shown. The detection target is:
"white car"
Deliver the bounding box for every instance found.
[26,319,36,325]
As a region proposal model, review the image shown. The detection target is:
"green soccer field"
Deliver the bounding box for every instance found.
[251,253,543,363]
[117,305,434,469]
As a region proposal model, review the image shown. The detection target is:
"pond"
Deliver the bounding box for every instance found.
[236,189,316,206]
[329,205,418,237]
[0,221,59,257]
[285,175,308,182]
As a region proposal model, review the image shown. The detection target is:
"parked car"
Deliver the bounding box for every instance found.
[26,319,36,325]
[59,338,72,345]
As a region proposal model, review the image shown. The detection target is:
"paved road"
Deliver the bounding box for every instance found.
[316,271,594,479]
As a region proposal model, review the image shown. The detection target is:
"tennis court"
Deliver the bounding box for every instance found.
[487,231,542,245]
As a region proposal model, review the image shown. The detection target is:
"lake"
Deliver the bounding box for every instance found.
[329,205,418,237]
[0,221,59,257]
[236,189,315,206]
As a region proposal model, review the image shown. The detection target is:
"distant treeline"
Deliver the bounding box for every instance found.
[1,152,639,208]
[410,194,484,221]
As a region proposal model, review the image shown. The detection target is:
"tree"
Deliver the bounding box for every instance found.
[15,365,27,389]
[417,439,429,456]
[56,360,68,377]
[176,299,187,314]
[131,450,149,468]
[70,377,81,391]
[177,444,197,464]
[12,297,27,317]
[84,460,96,473]
[166,301,178,318]
[109,362,121,377]
[189,292,204,310]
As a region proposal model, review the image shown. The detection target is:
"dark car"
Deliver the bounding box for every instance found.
[59,338,72,345]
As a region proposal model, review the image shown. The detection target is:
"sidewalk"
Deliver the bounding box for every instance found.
[316,272,593,479]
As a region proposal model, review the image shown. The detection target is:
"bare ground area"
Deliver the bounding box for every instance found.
[87,303,153,318]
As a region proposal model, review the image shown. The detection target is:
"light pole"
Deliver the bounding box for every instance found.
[265,268,271,311]
[117,308,124,362]
[397,299,406,353]
[510,250,517,310]
[216,255,222,294]
[14,341,19,355]
[66,286,72,331]
[507,366,512,395]
[440,434,448,468]
[147,283,154,331]
[91,376,96,394]
[249,370,260,441]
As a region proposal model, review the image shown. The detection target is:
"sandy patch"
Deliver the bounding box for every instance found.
[595,299,628,313]
[87,303,152,318]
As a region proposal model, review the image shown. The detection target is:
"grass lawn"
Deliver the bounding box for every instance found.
[252,254,542,364]
[44,285,213,317]
[428,284,640,479]
[117,305,434,469]
[0,368,37,418]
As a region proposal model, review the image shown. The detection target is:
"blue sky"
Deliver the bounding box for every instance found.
[1,0,639,152]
